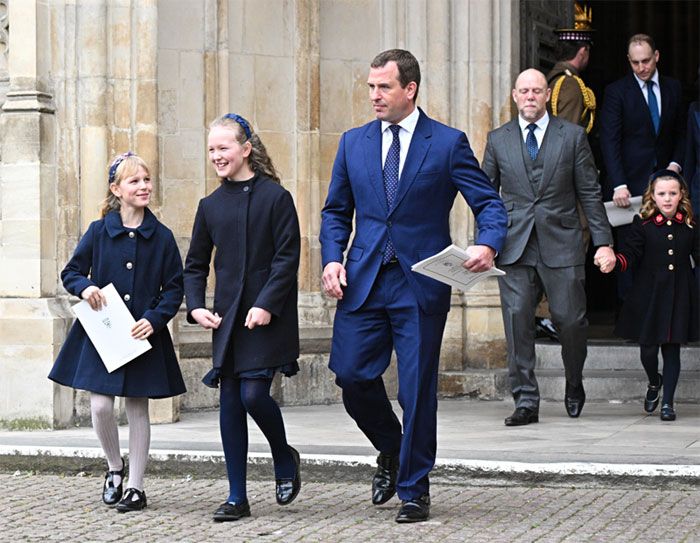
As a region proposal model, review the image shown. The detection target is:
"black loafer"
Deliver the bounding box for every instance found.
[395,494,430,523]
[102,457,125,506]
[644,374,663,413]
[565,382,586,418]
[115,488,147,513]
[504,407,539,426]
[213,500,251,522]
[535,317,559,342]
[660,403,676,421]
[276,446,301,506]
[372,452,399,505]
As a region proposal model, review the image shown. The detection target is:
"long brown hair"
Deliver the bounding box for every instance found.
[639,172,694,227]
[99,153,151,218]
[209,114,280,183]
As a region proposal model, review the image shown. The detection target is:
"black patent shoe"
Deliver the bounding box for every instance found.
[276,446,301,506]
[644,374,663,413]
[115,488,147,512]
[565,382,586,418]
[372,452,399,505]
[660,403,676,421]
[102,458,125,506]
[213,500,251,522]
[504,407,539,426]
[395,494,430,523]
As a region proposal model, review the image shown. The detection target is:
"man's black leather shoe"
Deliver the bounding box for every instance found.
[644,374,663,413]
[372,452,399,505]
[276,446,301,505]
[213,500,251,522]
[565,382,586,418]
[395,494,430,523]
[504,407,539,426]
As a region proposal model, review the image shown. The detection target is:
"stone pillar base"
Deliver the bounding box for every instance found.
[0,297,74,429]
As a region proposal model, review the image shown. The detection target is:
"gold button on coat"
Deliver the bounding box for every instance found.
[668,234,673,240]
[128,232,135,238]
[126,262,133,270]
[668,249,674,256]
[668,264,674,271]
[124,294,131,301]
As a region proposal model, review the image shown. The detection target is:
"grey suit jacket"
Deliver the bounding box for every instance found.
[482,116,612,268]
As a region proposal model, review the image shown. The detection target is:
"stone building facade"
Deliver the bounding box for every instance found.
[0,0,519,428]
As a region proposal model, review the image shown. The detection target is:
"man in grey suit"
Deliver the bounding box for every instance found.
[482,69,615,426]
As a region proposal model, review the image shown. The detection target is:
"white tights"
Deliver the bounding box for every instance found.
[90,393,151,491]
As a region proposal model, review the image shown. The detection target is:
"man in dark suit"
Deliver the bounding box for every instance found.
[482,69,614,427]
[320,49,507,523]
[599,34,685,299]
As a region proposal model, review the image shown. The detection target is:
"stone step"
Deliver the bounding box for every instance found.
[439,368,700,403]
[536,341,700,371]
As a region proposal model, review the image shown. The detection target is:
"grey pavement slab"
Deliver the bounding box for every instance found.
[2,472,700,542]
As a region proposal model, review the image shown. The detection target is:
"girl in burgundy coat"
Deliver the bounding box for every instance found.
[184,114,301,521]
[601,170,699,421]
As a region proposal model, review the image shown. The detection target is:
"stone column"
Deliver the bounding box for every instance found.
[0,0,72,428]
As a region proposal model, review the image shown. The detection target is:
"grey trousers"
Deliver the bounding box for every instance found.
[498,261,588,410]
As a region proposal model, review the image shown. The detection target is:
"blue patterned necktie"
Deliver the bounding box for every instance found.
[382,124,401,264]
[647,80,660,134]
[526,123,538,160]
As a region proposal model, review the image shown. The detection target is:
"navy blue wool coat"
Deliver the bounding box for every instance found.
[49,209,186,398]
[183,175,300,383]
[614,213,699,344]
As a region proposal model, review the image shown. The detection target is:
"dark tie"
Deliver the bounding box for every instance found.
[382,124,401,264]
[526,123,539,160]
[647,81,660,134]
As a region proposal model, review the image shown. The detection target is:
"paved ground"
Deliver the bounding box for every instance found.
[2,472,700,542]
[3,399,700,541]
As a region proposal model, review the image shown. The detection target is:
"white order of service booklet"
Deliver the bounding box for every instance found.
[411,244,505,291]
[71,283,152,373]
[604,195,642,227]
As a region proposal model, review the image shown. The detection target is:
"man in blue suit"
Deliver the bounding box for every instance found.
[600,34,685,300]
[320,49,507,523]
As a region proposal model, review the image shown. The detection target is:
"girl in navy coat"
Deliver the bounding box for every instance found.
[49,152,186,512]
[599,170,699,421]
[184,114,301,521]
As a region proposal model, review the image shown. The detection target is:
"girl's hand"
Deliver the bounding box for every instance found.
[191,308,222,330]
[81,286,107,311]
[132,318,154,340]
[245,307,271,329]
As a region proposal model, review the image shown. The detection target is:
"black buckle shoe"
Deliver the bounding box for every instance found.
[115,488,147,513]
[565,382,586,418]
[276,446,301,506]
[504,407,539,426]
[644,374,663,413]
[372,452,399,505]
[395,494,430,523]
[213,500,251,522]
[660,403,676,421]
[102,457,125,506]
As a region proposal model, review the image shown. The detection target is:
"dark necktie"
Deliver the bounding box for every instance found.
[382,124,401,264]
[526,123,538,160]
[647,81,660,134]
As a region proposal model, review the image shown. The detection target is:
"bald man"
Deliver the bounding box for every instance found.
[482,69,614,425]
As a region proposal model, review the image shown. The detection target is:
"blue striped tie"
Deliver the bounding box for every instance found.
[382,125,401,264]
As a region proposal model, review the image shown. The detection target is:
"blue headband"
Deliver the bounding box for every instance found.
[223,113,252,140]
[108,151,135,184]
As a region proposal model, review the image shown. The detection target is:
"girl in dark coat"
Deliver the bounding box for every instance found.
[602,170,699,421]
[184,114,301,521]
[49,152,186,512]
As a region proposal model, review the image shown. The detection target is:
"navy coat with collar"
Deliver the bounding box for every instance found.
[614,212,699,344]
[600,72,685,198]
[183,175,300,381]
[320,108,507,315]
[49,208,186,398]
[684,101,700,213]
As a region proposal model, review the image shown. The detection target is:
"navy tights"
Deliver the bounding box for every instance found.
[640,343,681,406]
[219,376,295,503]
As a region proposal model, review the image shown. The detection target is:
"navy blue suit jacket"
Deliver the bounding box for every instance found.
[320,109,507,315]
[600,72,685,198]
[685,101,700,213]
